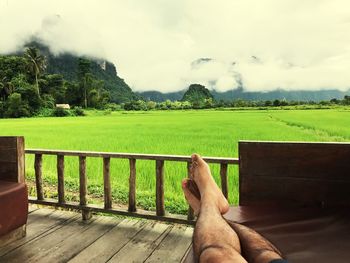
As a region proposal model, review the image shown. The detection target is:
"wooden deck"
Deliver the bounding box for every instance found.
[0,206,193,263]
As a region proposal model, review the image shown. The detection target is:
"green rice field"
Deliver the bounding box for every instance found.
[1,108,350,214]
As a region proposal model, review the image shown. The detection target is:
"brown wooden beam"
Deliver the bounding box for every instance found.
[57,155,65,203]
[220,163,228,199]
[34,154,44,200]
[128,158,136,212]
[28,197,195,225]
[103,157,112,209]
[187,162,194,220]
[79,156,91,220]
[156,160,165,216]
[25,149,239,164]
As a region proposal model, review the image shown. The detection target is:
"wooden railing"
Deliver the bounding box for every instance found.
[25,149,239,225]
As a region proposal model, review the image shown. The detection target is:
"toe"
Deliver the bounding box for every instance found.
[182,179,200,215]
[191,153,200,162]
[192,153,208,168]
[182,178,189,189]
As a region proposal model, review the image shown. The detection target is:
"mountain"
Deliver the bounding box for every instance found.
[211,87,349,102]
[137,90,186,102]
[182,84,213,102]
[139,87,349,102]
[21,40,137,103]
[138,84,216,102]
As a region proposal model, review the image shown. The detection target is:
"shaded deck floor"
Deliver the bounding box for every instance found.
[0,206,193,263]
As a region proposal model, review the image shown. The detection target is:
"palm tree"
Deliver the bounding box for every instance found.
[24,47,47,98]
[82,73,93,108]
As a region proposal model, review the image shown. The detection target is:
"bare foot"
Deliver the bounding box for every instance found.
[182,178,200,215]
[191,154,229,214]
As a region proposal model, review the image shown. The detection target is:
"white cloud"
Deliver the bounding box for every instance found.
[1,0,350,92]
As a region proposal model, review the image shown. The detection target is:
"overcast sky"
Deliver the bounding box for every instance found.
[1,0,350,92]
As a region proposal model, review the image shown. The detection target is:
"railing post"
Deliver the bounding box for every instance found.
[57,155,65,203]
[103,157,112,209]
[220,163,228,199]
[156,160,165,216]
[34,154,44,200]
[128,158,136,212]
[79,156,91,220]
[187,162,194,220]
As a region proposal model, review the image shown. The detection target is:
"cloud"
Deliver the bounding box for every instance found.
[1,0,350,92]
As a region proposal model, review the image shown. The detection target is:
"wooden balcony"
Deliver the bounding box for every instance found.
[0,205,193,263]
[0,147,235,262]
[3,140,350,263]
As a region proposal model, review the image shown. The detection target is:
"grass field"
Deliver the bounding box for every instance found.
[1,108,350,214]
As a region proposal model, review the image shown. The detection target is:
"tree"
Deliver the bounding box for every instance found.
[77,59,93,108]
[0,77,13,101]
[273,99,281,106]
[11,74,41,112]
[146,100,156,110]
[40,74,65,103]
[64,81,81,106]
[182,101,192,109]
[264,100,272,106]
[204,98,214,108]
[330,98,340,104]
[123,100,147,111]
[280,99,289,106]
[4,93,30,118]
[88,79,109,108]
[24,47,47,98]
[0,77,6,101]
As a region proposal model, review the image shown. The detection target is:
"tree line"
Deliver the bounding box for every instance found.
[122,96,350,111]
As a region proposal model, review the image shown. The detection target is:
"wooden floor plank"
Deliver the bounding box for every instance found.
[28,205,39,214]
[68,219,147,263]
[1,212,95,263]
[0,209,77,257]
[0,207,193,263]
[30,216,121,263]
[145,225,193,263]
[108,222,171,263]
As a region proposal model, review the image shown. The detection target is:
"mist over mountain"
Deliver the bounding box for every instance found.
[11,40,350,103]
[2,1,350,93]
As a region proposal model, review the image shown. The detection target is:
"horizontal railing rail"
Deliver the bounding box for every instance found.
[25,148,239,225]
[25,149,239,164]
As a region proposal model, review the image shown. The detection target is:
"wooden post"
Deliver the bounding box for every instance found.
[34,154,44,200]
[57,155,65,203]
[79,156,91,220]
[16,137,25,183]
[187,162,194,220]
[128,158,136,212]
[220,163,228,199]
[156,160,165,216]
[103,157,112,209]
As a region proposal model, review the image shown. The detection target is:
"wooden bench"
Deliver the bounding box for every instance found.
[183,141,350,263]
[0,137,28,247]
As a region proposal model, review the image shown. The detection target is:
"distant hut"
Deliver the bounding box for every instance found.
[56,104,70,109]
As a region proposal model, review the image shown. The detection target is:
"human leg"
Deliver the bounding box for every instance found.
[182,154,285,263]
[189,154,246,262]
